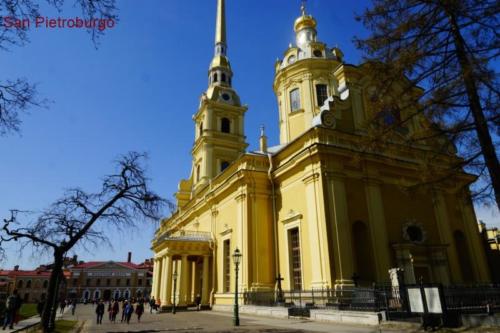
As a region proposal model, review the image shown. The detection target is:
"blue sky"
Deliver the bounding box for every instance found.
[0,0,498,269]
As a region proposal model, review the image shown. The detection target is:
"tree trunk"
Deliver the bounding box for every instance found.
[448,9,500,211]
[41,250,64,333]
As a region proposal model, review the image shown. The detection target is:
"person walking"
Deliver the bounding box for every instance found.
[107,301,113,321]
[2,290,19,330]
[111,300,119,322]
[120,300,128,323]
[95,300,105,325]
[135,301,144,323]
[125,302,134,324]
[59,299,66,314]
[149,297,155,314]
[70,299,77,315]
[195,294,202,311]
[37,296,45,318]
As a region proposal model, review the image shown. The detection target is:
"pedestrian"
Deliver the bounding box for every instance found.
[120,300,128,322]
[107,300,113,321]
[125,302,134,324]
[111,300,119,322]
[149,297,155,314]
[95,300,105,325]
[37,296,46,317]
[59,299,66,314]
[135,301,144,322]
[71,299,77,315]
[2,290,19,330]
[195,294,202,311]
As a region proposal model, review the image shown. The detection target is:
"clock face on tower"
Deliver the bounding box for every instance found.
[219,91,233,104]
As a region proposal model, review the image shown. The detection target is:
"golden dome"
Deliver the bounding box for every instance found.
[210,55,231,69]
[294,14,317,32]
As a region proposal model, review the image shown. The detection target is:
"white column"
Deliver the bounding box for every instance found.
[166,256,173,305]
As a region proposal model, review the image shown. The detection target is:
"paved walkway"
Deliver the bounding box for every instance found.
[75,303,413,333]
[3,307,70,332]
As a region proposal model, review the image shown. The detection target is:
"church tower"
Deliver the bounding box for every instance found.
[273,3,347,145]
[191,0,248,191]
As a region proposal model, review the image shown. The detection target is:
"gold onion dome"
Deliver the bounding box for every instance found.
[294,3,317,32]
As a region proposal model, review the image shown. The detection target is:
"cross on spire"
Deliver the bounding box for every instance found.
[301,0,307,16]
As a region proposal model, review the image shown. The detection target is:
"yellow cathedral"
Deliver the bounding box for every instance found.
[151,0,491,309]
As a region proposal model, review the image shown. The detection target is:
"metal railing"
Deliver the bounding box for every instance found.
[243,284,500,318]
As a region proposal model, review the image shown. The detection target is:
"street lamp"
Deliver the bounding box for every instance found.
[172,270,178,314]
[232,248,242,326]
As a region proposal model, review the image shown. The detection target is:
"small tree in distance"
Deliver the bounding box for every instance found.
[0,152,171,332]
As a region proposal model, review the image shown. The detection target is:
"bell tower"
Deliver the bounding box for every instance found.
[273,3,345,144]
[191,0,248,191]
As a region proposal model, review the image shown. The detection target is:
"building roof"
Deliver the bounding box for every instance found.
[70,261,146,270]
[0,269,70,278]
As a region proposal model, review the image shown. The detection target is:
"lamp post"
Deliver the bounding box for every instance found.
[232,248,242,326]
[172,270,178,314]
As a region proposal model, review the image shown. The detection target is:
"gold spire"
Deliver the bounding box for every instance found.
[215,0,226,46]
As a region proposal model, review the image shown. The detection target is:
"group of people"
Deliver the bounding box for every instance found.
[59,299,77,315]
[2,290,22,330]
[95,298,145,325]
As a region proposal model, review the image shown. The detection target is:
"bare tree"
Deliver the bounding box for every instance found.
[0,152,171,332]
[354,0,500,209]
[0,0,118,135]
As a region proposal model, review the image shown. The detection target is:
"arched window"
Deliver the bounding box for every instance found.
[220,161,230,172]
[454,230,474,282]
[221,73,226,82]
[221,117,230,133]
[352,221,376,286]
[96,278,101,286]
[290,88,301,111]
[17,280,23,288]
[26,280,32,288]
[214,73,218,83]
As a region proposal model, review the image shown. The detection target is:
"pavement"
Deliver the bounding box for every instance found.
[76,303,414,333]
[3,306,69,332]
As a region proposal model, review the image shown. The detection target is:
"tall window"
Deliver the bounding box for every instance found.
[220,161,229,172]
[17,280,23,288]
[196,165,201,182]
[85,279,90,287]
[117,279,121,286]
[290,88,301,111]
[223,239,231,292]
[96,279,101,286]
[222,73,226,82]
[316,84,328,106]
[138,279,142,286]
[288,228,302,290]
[126,279,130,286]
[214,73,218,83]
[26,280,32,288]
[199,122,203,137]
[221,118,230,133]
[106,279,111,286]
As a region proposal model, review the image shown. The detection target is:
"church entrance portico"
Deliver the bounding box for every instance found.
[152,231,213,310]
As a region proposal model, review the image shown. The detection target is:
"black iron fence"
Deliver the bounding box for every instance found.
[243,284,500,319]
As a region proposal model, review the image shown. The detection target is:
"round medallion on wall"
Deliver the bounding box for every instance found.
[222,93,231,101]
[402,220,426,244]
[320,110,336,128]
